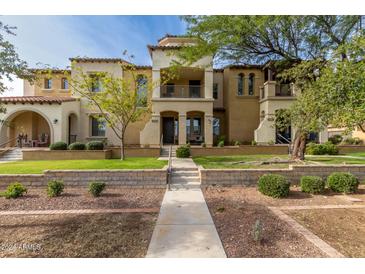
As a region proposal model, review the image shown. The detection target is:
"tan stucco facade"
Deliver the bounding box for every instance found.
[0,35,329,147]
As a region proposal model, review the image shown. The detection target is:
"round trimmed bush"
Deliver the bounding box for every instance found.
[306,142,338,155]
[49,141,68,150]
[328,134,343,145]
[47,180,64,197]
[68,142,86,150]
[258,174,290,198]
[1,182,27,199]
[327,172,359,194]
[217,140,224,147]
[86,141,104,150]
[89,182,106,197]
[176,145,190,158]
[300,176,325,194]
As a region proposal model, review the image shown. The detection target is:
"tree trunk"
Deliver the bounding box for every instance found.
[291,130,307,160]
[120,136,125,161]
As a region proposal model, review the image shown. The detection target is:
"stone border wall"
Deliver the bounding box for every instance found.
[191,145,289,156]
[337,145,365,154]
[0,169,167,188]
[200,165,365,186]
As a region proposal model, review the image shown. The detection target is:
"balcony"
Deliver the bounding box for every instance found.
[160,85,204,98]
[275,83,292,96]
[260,81,295,100]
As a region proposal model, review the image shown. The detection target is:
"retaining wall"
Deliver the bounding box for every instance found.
[0,169,167,188]
[22,150,112,160]
[200,165,365,186]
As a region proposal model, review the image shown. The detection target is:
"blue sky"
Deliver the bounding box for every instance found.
[1,16,186,95]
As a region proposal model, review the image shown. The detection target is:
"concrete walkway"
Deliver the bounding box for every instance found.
[146,158,226,258]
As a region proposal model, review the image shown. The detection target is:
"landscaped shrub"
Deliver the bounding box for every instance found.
[306,142,339,155]
[342,137,363,145]
[68,142,86,150]
[49,141,68,150]
[86,141,104,150]
[300,176,325,194]
[234,140,241,146]
[176,145,190,158]
[328,134,343,145]
[47,180,64,197]
[327,172,359,194]
[258,174,290,198]
[88,182,106,197]
[0,182,27,199]
[251,140,257,146]
[217,140,224,147]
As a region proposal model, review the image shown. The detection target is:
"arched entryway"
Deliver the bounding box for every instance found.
[1,110,52,147]
[160,111,178,145]
[186,111,205,145]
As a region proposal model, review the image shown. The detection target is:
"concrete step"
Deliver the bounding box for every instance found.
[172,167,198,172]
[172,170,199,177]
[169,183,202,190]
[172,177,200,184]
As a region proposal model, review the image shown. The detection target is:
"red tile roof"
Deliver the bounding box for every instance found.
[0,96,77,104]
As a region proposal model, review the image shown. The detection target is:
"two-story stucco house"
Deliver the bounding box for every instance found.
[0,35,328,148]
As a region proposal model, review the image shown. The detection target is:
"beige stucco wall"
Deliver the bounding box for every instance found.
[24,73,71,97]
[223,68,263,143]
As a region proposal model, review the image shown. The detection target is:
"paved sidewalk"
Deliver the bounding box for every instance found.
[146,158,226,258]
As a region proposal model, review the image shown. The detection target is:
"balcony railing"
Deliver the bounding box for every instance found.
[161,85,204,98]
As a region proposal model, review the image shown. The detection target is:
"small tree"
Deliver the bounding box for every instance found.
[0,21,33,118]
[70,55,153,160]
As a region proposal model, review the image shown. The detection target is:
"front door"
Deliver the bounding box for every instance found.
[163,117,175,144]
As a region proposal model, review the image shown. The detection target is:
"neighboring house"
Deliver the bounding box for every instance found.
[0,35,328,148]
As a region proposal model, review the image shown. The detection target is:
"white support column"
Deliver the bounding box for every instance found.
[178,112,186,145]
[152,69,161,98]
[204,113,213,147]
[204,68,213,99]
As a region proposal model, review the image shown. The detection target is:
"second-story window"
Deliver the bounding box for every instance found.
[237,73,244,96]
[136,74,148,107]
[44,78,52,89]
[90,75,102,92]
[213,83,218,99]
[248,73,255,95]
[61,78,69,90]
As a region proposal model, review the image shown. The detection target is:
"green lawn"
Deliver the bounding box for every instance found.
[193,154,365,169]
[343,152,365,157]
[307,156,365,165]
[0,158,167,174]
[193,155,290,169]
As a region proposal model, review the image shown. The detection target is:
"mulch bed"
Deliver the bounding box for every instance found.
[203,187,326,257]
[0,213,157,257]
[286,208,365,258]
[0,187,165,210]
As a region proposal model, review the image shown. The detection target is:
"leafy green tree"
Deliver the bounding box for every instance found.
[0,21,33,115]
[179,15,361,159]
[70,57,152,160]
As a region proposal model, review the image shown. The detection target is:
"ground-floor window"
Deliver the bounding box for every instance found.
[91,117,106,137]
[213,117,220,136]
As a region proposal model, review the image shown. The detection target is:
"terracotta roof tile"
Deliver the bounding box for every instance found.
[0,96,77,104]
[69,57,131,64]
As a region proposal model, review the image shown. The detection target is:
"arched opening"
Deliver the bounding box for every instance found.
[2,110,52,147]
[186,111,205,145]
[68,113,78,144]
[160,111,179,145]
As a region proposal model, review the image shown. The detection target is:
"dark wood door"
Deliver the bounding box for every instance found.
[163,117,175,144]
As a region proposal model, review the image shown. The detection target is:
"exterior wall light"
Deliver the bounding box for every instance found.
[53,118,58,124]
